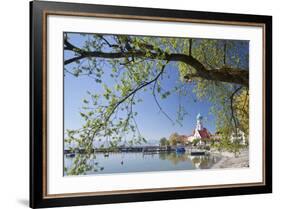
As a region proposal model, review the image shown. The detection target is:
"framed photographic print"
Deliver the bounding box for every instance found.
[30,0,272,208]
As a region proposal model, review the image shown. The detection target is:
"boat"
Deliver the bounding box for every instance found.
[66,153,75,158]
[175,146,186,153]
[190,149,205,156]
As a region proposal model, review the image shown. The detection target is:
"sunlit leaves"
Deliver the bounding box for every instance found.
[64,33,249,175]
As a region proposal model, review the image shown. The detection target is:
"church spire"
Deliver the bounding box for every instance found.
[196,113,204,131]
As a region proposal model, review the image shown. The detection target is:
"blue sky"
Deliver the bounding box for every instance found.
[64,64,215,142]
[63,33,248,143]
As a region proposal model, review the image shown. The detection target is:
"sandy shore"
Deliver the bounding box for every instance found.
[211,149,249,169]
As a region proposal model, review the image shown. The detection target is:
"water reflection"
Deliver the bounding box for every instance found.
[158,152,219,169]
[159,152,189,165]
[189,155,219,169]
[64,152,221,175]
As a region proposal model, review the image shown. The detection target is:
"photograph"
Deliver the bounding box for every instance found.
[63,32,250,176]
[29,1,272,207]
[0,0,277,208]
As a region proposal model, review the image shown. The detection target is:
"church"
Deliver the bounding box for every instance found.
[185,113,212,144]
[178,113,246,145]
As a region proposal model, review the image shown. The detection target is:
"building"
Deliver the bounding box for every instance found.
[178,113,246,146]
[185,113,212,145]
[230,129,247,145]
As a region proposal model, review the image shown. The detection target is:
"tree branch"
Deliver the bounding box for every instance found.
[189,39,192,56]
[96,35,120,48]
[64,39,249,87]
[230,86,243,135]
[152,65,176,125]
[89,63,168,140]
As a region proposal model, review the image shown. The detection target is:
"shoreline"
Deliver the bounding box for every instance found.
[211,149,249,169]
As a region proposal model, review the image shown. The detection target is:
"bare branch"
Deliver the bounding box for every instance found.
[152,74,175,125]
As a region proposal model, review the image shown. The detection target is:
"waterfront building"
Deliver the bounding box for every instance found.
[230,129,247,145]
[185,113,212,144]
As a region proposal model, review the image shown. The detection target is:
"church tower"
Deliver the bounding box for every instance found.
[196,113,204,131]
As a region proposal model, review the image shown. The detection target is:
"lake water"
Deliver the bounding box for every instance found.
[64,152,222,175]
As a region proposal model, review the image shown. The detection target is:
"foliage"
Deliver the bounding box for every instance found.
[168,133,186,146]
[211,135,246,156]
[168,133,179,146]
[159,137,169,147]
[192,138,200,146]
[63,33,249,175]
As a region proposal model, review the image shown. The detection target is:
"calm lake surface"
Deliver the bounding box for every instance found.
[64,152,222,175]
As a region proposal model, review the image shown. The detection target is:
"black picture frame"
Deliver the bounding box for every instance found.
[30,1,272,208]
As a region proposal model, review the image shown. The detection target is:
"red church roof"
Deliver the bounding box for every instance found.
[198,128,210,139]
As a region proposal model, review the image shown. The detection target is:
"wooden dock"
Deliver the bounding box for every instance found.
[64,145,175,154]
